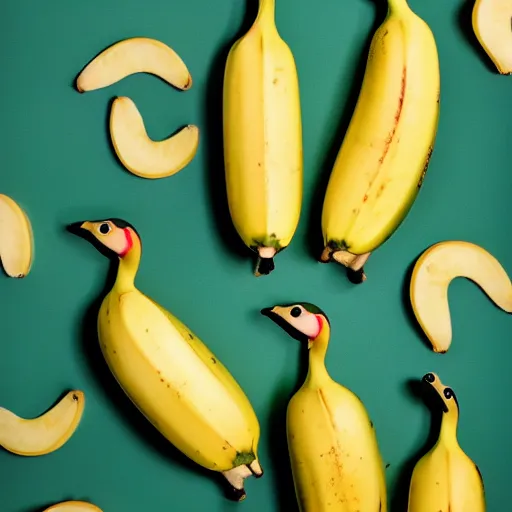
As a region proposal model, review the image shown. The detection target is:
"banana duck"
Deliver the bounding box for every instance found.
[408,372,485,512]
[261,302,387,511]
[68,218,263,501]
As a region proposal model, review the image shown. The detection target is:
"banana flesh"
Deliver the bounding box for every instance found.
[410,240,512,353]
[0,390,85,456]
[408,373,486,512]
[43,501,103,512]
[472,0,512,74]
[321,0,440,282]
[76,37,192,92]
[0,193,34,278]
[109,96,199,179]
[223,0,303,276]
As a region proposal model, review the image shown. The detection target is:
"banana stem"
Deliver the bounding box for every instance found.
[256,0,276,23]
[387,0,410,14]
[254,247,276,277]
[222,465,253,501]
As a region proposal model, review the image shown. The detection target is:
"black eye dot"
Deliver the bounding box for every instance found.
[99,223,111,235]
[423,373,436,383]
[444,388,454,400]
[290,307,302,318]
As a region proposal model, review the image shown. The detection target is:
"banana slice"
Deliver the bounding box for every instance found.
[110,96,199,179]
[472,0,512,74]
[0,390,85,456]
[76,37,192,92]
[0,194,34,278]
[43,501,102,512]
[410,240,512,353]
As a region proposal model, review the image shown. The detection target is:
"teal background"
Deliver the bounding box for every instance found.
[1,0,510,510]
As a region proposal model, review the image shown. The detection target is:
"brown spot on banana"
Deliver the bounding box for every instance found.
[418,145,434,189]
[377,67,407,166]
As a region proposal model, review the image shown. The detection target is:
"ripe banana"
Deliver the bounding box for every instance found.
[0,390,85,456]
[410,240,512,353]
[43,501,102,512]
[76,37,192,92]
[408,372,486,512]
[0,193,34,278]
[320,0,440,284]
[261,303,387,511]
[68,218,263,501]
[109,96,199,179]
[472,0,512,74]
[223,0,303,276]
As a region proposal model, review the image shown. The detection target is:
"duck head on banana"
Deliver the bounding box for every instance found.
[261,303,388,510]
[261,303,331,381]
[67,218,141,291]
[408,372,486,512]
[421,372,461,444]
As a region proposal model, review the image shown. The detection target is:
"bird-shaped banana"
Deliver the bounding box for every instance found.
[68,218,263,501]
[223,0,303,277]
[408,372,486,512]
[261,303,387,511]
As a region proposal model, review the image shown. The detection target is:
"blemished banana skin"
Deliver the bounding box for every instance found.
[68,218,263,502]
[262,302,387,511]
[320,0,440,284]
[408,373,486,512]
[223,0,303,277]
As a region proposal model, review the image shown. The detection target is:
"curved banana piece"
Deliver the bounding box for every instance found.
[472,0,512,74]
[109,96,199,179]
[0,193,34,278]
[0,390,85,456]
[76,37,192,92]
[43,501,102,512]
[410,240,512,353]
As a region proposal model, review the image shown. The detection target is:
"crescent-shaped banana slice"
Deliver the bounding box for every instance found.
[410,240,512,353]
[0,193,34,278]
[472,0,512,74]
[76,37,192,92]
[0,390,85,456]
[110,96,199,179]
[43,501,102,512]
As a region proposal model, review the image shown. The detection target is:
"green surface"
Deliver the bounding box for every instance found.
[1,0,511,510]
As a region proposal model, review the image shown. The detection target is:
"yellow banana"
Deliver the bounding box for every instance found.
[223,0,303,276]
[262,303,387,511]
[408,372,486,512]
[320,0,440,283]
[68,218,263,501]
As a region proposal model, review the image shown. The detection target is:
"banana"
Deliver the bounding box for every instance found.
[43,501,102,512]
[320,0,440,284]
[0,193,34,278]
[109,96,199,179]
[223,0,303,276]
[68,218,263,501]
[472,0,512,74]
[0,390,85,456]
[261,303,387,511]
[408,372,486,512]
[410,240,512,353]
[76,37,192,92]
